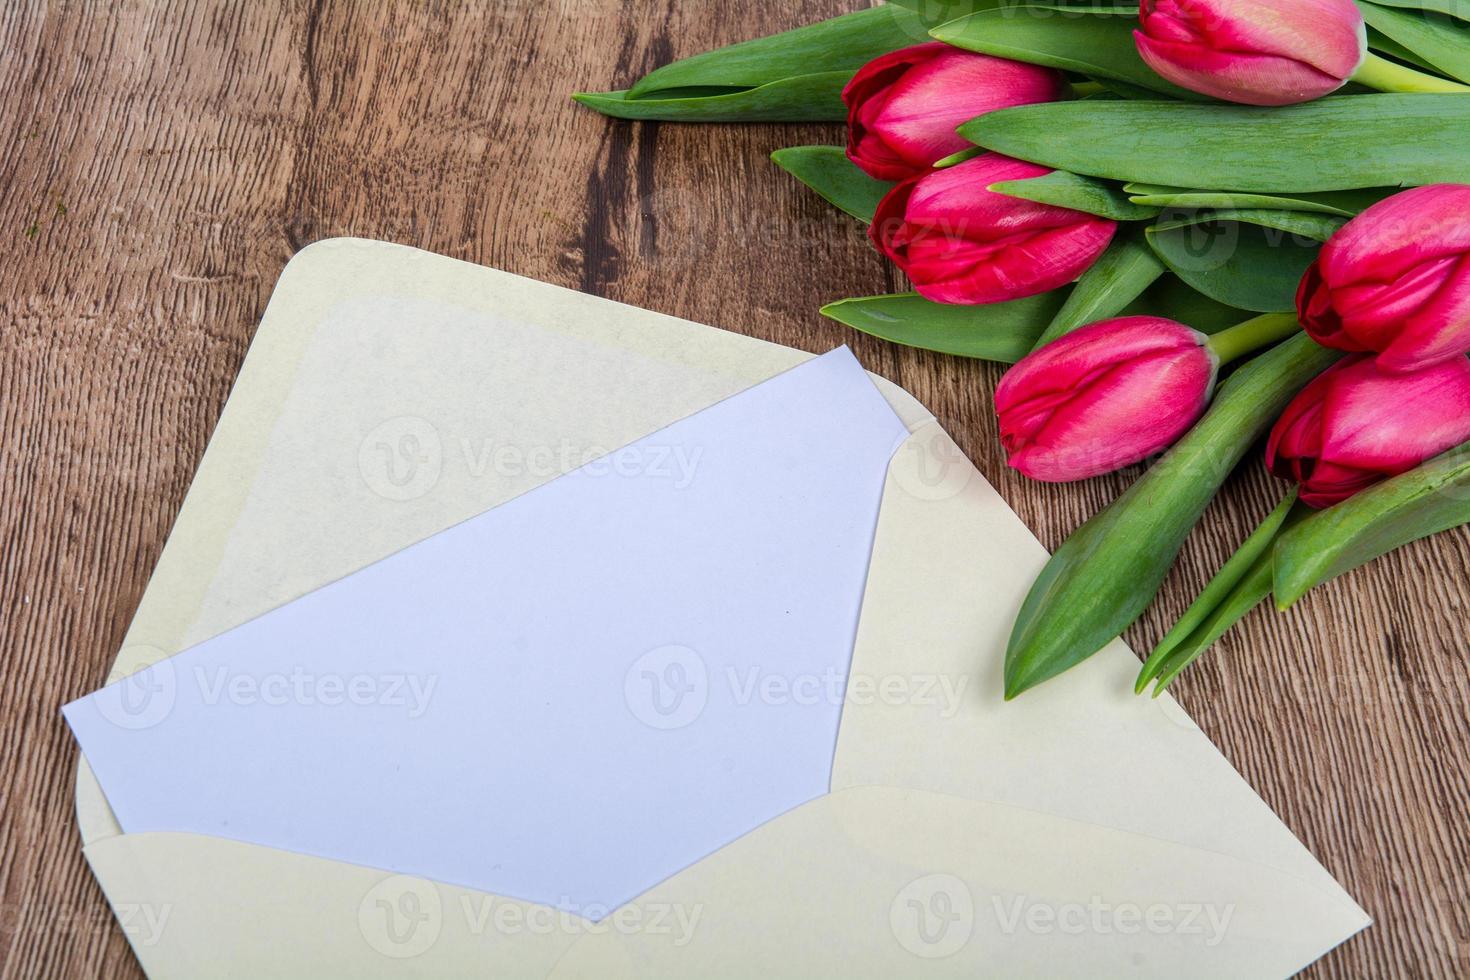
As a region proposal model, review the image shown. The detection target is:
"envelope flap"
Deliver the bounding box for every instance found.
[84,831,579,979]
[546,786,1367,979]
[83,787,1365,980]
[77,240,932,844]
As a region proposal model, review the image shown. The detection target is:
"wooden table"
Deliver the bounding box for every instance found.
[2,2,1466,976]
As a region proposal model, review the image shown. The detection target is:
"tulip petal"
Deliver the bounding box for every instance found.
[1302,185,1470,368]
[1322,184,1470,282]
[1141,0,1365,79]
[1267,354,1470,507]
[1385,253,1470,371]
[907,219,1115,305]
[1010,351,1216,481]
[870,154,1117,305]
[1135,32,1348,106]
[996,317,1215,481]
[1320,358,1470,468]
[902,155,1051,228]
[868,53,1063,173]
[844,43,1065,180]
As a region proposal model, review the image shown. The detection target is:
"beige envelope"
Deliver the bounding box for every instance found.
[74,240,1368,977]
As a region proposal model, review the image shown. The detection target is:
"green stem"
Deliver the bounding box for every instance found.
[1205,312,1302,367]
[1352,52,1470,94]
[1070,80,1106,98]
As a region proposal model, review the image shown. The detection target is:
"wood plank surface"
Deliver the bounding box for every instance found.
[1,1,1466,976]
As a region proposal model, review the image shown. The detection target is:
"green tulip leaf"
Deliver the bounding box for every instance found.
[1367,26,1449,74]
[572,72,853,122]
[1120,274,1251,334]
[1274,440,1470,607]
[1141,553,1276,696]
[1368,0,1470,18]
[1151,208,1345,240]
[890,0,1140,14]
[930,7,1203,100]
[1135,491,1302,695]
[1146,215,1332,313]
[771,146,894,223]
[626,6,928,98]
[1359,1,1470,82]
[1004,333,1342,699]
[1033,229,1164,348]
[1125,183,1396,217]
[990,171,1162,221]
[886,0,1009,18]
[962,95,1470,192]
[1093,77,1167,99]
[821,291,1065,362]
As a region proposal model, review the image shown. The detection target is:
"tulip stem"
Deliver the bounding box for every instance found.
[1070,81,1106,99]
[1205,313,1302,367]
[1352,53,1470,95]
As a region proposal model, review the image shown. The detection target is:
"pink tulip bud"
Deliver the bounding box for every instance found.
[1135,0,1366,106]
[842,43,1066,181]
[1298,184,1470,374]
[1267,354,1470,508]
[995,316,1219,482]
[870,153,1116,306]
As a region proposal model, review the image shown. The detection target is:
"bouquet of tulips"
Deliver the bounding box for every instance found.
[575,0,1470,699]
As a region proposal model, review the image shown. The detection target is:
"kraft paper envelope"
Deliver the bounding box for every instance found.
[69,239,1369,977]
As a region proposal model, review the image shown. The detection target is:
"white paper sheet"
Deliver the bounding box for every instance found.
[65,347,909,915]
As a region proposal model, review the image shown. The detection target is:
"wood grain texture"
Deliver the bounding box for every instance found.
[1,1,1466,976]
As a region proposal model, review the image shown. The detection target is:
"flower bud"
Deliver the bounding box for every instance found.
[870,153,1115,306]
[1134,0,1366,106]
[1267,354,1470,507]
[1298,184,1470,373]
[843,43,1066,181]
[995,316,1218,482]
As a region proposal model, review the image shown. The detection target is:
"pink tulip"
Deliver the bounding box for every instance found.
[870,153,1115,305]
[1267,354,1470,508]
[1135,0,1366,106]
[842,43,1066,181]
[1298,184,1470,373]
[995,316,1218,482]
